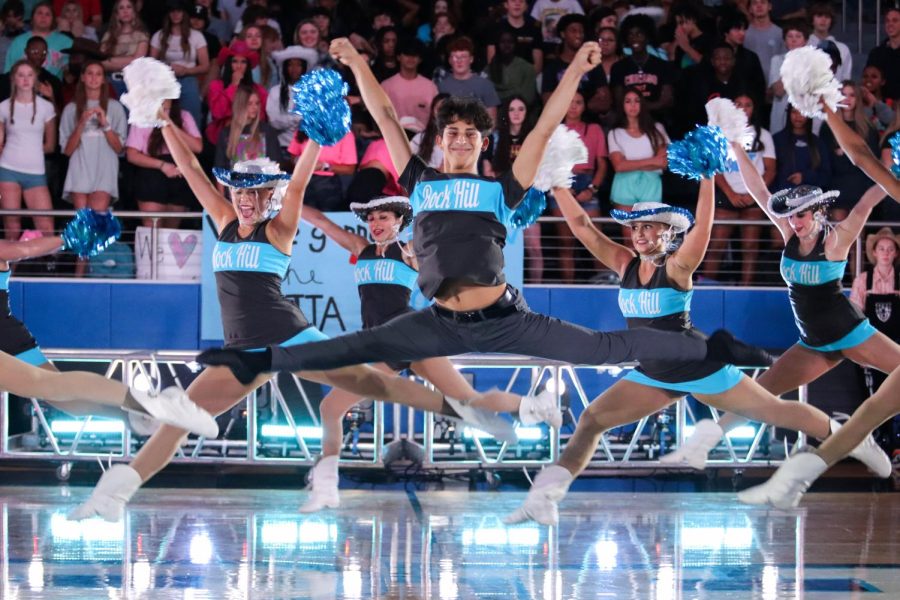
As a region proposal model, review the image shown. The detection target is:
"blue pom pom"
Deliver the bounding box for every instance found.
[290,68,351,146]
[890,131,900,179]
[509,187,547,229]
[62,209,122,258]
[667,125,735,181]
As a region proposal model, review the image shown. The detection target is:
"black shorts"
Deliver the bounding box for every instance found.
[0,315,41,360]
[133,164,197,207]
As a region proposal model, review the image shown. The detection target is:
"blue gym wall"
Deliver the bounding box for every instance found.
[9,282,798,351]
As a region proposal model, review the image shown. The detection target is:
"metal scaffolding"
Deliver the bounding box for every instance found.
[1,350,797,480]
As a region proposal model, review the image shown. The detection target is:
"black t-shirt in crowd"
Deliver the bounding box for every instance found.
[491,16,543,64]
[868,43,900,101]
[609,54,673,103]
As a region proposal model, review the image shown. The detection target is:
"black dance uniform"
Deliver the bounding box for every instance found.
[212,219,326,350]
[355,242,417,371]
[780,231,875,352]
[618,258,742,394]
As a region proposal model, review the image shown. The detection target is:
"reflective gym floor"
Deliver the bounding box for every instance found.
[2,486,900,599]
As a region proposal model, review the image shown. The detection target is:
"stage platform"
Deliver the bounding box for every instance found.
[1,486,899,599]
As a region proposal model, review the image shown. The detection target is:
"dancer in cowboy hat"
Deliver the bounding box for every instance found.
[665,140,898,507]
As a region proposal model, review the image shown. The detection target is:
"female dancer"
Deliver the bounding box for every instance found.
[298,197,560,512]
[662,139,897,477]
[735,105,900,508]
[505,177,888,526]
[69,114,518,522]
[0,222,216,436]
[199,41,767,385]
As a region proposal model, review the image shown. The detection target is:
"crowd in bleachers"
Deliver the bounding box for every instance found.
[0,0,898,282]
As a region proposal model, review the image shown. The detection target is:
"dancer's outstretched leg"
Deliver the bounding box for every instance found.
[506,381,675,526]
[739,366,900,509]
[0,351,217,437]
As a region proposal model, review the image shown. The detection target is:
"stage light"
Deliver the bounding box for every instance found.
[594,540,618,571]
[49,419,124,435]
[543,376,566,396]
[189,532,213,565]
[259,424,323,439]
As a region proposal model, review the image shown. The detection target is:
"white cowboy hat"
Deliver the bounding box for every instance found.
[610,201,694,234]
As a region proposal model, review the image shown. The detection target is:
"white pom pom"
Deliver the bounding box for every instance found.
[533,125,589,192]
[120,57,182,127]
[780,46,844,119]
[705,98,752,148]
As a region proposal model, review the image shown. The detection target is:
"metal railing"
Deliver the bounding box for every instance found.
[0,350,801,480]
[2,209,896,286]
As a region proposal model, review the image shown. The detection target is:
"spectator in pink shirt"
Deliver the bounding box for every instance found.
[380,38,437,127]
[205,40,267,145]
[287,129,357,211]
[125,98,202,228]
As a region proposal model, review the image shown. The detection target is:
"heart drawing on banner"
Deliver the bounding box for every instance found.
[168,232,198,269]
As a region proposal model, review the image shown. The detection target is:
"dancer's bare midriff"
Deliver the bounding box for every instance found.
[434,281,507,312]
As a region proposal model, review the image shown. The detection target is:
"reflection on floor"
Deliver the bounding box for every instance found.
[1,487,899,599]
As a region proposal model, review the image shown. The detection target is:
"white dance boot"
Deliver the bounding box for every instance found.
[833,419,894,478]
[299,455,340,513]
[125,386,219,439]
[444,397,518,444]
[519,389,563,429]
[737,453,828,509]
[67,465,142,522]
[504,465,573,526]
[659,419,723,469]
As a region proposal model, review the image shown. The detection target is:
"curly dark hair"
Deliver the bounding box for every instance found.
[436,96,493,136]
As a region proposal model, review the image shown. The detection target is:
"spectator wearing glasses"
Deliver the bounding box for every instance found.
[4,2,72,78]
[437,36,500,125]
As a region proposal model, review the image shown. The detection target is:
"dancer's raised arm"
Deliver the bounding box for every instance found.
[553,186,633,276]
[302,205,369,257]
[732,141,790,240]
[670,178,714,276]
[823,105,900,201]
[514,43,602,190]
[828,184,888,259]
[330,38,411,175]
[269,140,321,245]
[159,117,232,230]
